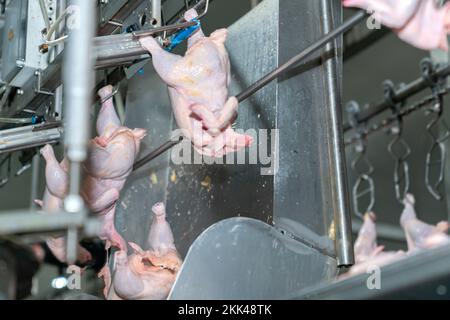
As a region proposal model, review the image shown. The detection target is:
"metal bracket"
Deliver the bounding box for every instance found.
[34,70,55,96]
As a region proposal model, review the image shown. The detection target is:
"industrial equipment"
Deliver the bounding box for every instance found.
[0,0,450,301]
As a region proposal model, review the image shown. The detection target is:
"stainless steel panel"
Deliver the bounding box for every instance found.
[163,0,277,257]
[273,0,347,260]
[117,0,277,256]
[169,218,337,300]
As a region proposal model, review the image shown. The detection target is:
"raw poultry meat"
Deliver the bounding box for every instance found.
[342,193,450,280]
[341,212,406,279]
[103,203,182,300]
[400,193,450,252]
[343,0,450,51]
[39,146,92,265]
[353,212,384,263]
[38,85,146,262]
[139,9,253,157]
[82,85,146,251]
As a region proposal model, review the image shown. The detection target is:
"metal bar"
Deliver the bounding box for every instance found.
[321,0,353,267]
[0,211,100,237]
[0,125,61,155]
[236,10,368,102]
[62,0,96,264]
[133,136,182,171]
[94,21,197,69]
[343,27,390,61]
[343,64,450,131]
[1,1,198,121]
[152,0,162,27]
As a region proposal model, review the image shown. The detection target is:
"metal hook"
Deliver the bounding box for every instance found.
[347,101,375,219]
[99,86,119,105]
[194,0,209,20]
[384,80,411,203]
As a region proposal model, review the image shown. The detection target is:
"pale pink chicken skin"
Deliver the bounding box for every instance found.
[139,9,253,158]
[400,193,450,252]
[353,212,384,263]
[39,145,92,264]
[343,0,450,51]
[341,212,406,279]
[104,203,182,300]
[38,85,146,263]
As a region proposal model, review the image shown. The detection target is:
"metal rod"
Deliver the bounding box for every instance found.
[235,10,368,102]
[0,210,100,237]
[320,0,354,267]
[152,0,162,27]
[343,64,450,131]
[132,10,368,170]
[131,20,197,37]
[133,136,183,171]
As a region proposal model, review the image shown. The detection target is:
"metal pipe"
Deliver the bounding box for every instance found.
[63,0,96,264]
[321,0,354,267]
[152,0,162,27]
[0,125,61,155]
[0,210,100,237]
[133,136,183,171]
[343,64,450,131]
[236,10,368,102]
[63,0,95,183]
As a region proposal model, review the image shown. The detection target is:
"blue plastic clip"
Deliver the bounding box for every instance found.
[165,18,201,52]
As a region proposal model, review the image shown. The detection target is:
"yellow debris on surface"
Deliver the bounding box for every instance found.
[170,170,177,183]
[201,176,212,191]
[150,173,158,185]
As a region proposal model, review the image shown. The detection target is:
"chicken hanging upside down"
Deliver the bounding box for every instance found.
[400,194,450,251]
[139,9,253,158]
[101,203,182,300]
[342,194,450,279]
[37,85,146,263]
[343,0,450,51]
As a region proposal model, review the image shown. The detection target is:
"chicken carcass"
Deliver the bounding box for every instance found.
[400,193,450,252]
[82,85,146,251]
[341,212,405,279]
[139,9,253,158]
[354,212,384,263]
[343,0,450,51]
[38,85,146,262]
[106,203,182,300]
